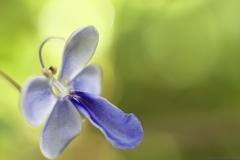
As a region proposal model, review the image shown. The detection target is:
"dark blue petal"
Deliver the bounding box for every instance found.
[69,64,102,96]
[69,92,143,149]
[40,97,82,159]
[58,26,99,84]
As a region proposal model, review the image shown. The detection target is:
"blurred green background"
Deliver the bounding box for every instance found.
[1,0,240,159]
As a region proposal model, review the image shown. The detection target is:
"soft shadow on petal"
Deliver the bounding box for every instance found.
[69,92,143,149]
[69,64,102,95]
[40,97,82,159]
[58,26,99,84]
[20,75,56,126]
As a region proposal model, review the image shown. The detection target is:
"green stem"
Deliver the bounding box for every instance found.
[0,70,21,92]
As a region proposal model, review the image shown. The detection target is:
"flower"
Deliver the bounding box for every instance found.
[20,26,143,159]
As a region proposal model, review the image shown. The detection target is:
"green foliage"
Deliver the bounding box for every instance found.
[1,0,240,159]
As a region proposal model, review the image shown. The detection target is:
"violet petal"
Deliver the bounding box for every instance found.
[69,64,102,95]
[40,97,82,159]
[20,75,56,126]
[69,92,143,149]
[58,26,99,84]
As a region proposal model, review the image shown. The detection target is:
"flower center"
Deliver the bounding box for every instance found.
[42,66,69,97]
[51,78,69,97]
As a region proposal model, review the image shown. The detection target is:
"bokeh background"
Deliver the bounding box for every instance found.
[1,0,240,159]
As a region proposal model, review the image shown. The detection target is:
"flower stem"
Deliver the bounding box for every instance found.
[0,70,21,92]
[38,37,65,69]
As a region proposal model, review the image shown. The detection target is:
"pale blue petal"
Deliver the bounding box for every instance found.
[69,64,102,95]
[20,75,56,126]
[58,26,99,84]
[40,97,82,159]
[70,92,143,149]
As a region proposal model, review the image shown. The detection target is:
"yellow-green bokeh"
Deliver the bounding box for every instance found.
[1,0,240,159]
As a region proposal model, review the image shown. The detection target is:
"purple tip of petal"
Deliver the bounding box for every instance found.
[69,92,143,149]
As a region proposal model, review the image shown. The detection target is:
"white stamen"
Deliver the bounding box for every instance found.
[51,78,69,97]
[42,67,69,97]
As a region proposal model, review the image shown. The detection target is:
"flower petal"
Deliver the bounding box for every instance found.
[20,75,56,126]
[58,26,99,84]
[69,64,102,95]
[69,92,143,149]
[40,97,82,159]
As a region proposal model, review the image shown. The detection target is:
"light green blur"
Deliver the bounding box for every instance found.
[1,0,240,159]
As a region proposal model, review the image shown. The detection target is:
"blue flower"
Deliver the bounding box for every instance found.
[20,26,143,159]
